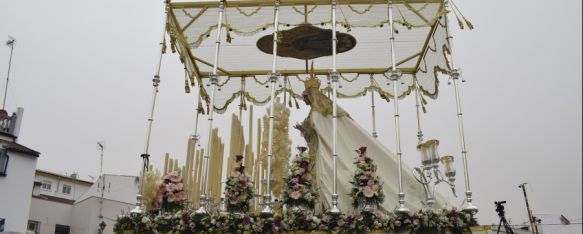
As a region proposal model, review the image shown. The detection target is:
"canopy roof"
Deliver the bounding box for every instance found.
[166,0,452,112]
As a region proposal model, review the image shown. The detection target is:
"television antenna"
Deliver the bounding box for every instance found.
[3,36,16,110]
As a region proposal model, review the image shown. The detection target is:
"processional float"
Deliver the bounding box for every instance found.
[132,0,478,217]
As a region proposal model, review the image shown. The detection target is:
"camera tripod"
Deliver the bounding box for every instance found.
[495,201,514,234]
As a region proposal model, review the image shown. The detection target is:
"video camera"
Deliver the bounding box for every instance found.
[495,201,507,217]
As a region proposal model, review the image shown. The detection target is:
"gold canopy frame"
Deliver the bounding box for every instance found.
[166,0,452,112]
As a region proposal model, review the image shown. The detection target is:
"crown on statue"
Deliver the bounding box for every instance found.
[304,76,321,90]
[304,62,321,90]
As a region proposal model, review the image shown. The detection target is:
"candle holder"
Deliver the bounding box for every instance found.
[413,139,457,209]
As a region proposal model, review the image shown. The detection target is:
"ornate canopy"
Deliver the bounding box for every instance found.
[166,0,451,113]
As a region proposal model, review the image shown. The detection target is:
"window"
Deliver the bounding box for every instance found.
[55,224,70,234]
[27,220,40,234]
[61,184,72,195]
[0,149,8,176]
[41,180,52,190]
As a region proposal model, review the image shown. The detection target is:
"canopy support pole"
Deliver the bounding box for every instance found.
[413,78,436,208]
[370,75,378,138]
[131,7,168,214]
[387,0,410,214]
[196,0,225,215]
[260,0,280,217]
[444,0,478,214]
[327,0,341,215]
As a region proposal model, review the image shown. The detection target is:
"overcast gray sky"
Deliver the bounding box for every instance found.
[0,0,581,229]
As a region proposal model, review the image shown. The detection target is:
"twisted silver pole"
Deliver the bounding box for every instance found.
[261,1,280,217]
[196,0,225,214]
[131,8,168,214]
[444,0,478,214]
[327,0,341,215]
[387,1,410,214]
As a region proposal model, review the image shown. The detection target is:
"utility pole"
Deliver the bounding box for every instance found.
[3,36,16,110]
[97,142,106,234]
[519,183,538,234]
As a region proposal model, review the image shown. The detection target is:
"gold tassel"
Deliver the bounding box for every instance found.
[288,97,293,108]
[226,30,233,43]
[465,19,474,30]
[185,80,190,93]
[345,23,352,32]
[421,96,428,105]
[294,96,300,109]
[455,14,465,29]
[422,106,427,114]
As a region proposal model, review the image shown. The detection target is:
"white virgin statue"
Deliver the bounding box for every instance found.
[295,73,443,213]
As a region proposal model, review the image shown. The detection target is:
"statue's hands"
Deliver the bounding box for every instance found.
[294,122,304,133]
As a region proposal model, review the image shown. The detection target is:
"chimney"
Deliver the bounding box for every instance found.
[70,172,78,179]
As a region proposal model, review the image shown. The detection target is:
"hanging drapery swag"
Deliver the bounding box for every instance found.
[165,0,461,113]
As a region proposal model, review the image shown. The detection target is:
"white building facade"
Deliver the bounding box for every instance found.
[28,173,138,234]
[0,108,40,234]
[27,170,93,234]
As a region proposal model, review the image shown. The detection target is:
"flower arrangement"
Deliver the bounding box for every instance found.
[283,211,321,231]
[214,213,254,233]
[251,215,285,233]
[151,171,186,213]
[114,208,477,234]
[350,147,384,211]
[224,155,254,213]
[389,208,476,234]
[344,211,390,233]
[283,146,318,212]
[318,212,348,232]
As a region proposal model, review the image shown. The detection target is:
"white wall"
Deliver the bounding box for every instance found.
[72,197,134,234]
[27,197,73,234]
[0,151,37,233]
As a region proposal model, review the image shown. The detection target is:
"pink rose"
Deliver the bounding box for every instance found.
[174,191,185,201]
[167,183,176,192]
[413,219,420,226]
[169,171,182,183]
[158,183,167,192]
[231,171,241,178]
[363,186,375,198]
[239,174,247,182]
[167,193,176,202]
